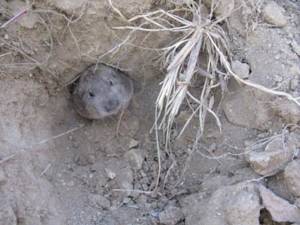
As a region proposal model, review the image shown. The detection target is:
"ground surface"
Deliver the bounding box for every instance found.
[0,0,300,225]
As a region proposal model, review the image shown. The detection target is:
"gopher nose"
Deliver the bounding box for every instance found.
[104,99,120,113]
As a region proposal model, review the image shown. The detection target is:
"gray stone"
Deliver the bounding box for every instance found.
[124,149,144,170]
[105,159,134,194]
[181,182,261,225]
[159,205,184,225]
[128,139,139,149]
[284,160,300,197]
[223,87,272,130]
[232,60,250,79]
[224,185,261,225]
[88,194,110,210]
[259,185,300,223]
[271,98,300,124]
[246,135,298,176]
[263,1,287,27]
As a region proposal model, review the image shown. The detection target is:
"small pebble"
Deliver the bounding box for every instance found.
[128,139,139,149]
[290,78,299,91]
[159,205,184,225]
[88,194,111,210]
[105,168,116,180]
[232,60,250,79]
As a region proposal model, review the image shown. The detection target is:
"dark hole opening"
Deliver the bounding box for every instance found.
[259,208,291,225]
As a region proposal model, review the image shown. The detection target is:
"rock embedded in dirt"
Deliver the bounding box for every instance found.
[128,139,139,149]
[246,135,298,176]
[88,193,110,210]
[232,60,250,79]
[105,159,134,194]
[223,87,272,130]
[224,185,261,225]
[74,153,96,166]
[271,98,300,124]
[124,148,144,170]
[181,182,261,225]
[259,185,300,223]
[284,160,300,197]
[263,1,287,27]
[159,205,184,225]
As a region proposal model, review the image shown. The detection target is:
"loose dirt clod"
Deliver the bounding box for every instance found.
[271,98,300,124]
[246,134,298,176]
[263,1,288,27]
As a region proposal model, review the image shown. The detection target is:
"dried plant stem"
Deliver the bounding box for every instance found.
[108,0,300,191]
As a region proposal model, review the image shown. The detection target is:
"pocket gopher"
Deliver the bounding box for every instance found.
[71,63,134,119]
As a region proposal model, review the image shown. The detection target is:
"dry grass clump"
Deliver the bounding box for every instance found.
[113,1,228,148]
[111,0,299,146]
[109,0,300,190]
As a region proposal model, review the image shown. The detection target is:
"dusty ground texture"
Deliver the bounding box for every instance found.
[0,0,300,225]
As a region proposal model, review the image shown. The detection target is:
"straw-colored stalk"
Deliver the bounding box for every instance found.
[109,0,300,191]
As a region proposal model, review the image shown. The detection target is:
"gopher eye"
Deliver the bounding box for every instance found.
[89,91,95,97]
[108,80,113,86]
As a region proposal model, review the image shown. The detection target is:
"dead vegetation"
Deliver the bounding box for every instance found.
[107,0,300,191]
